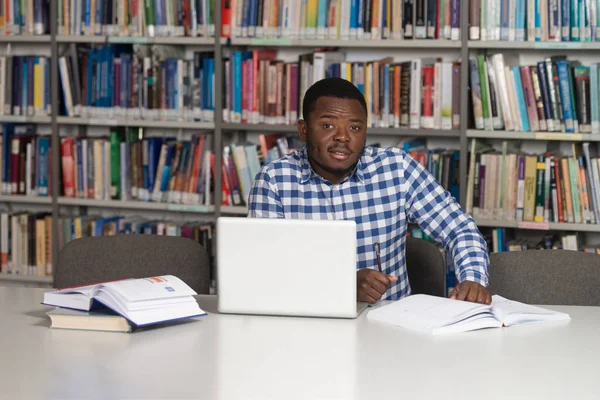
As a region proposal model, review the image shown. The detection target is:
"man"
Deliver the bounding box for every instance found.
[247,77,491,305]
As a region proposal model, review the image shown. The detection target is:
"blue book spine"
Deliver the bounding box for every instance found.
[357,64,364,94]
[515,0,526,40]
[22,58,28,113]
[36,137,49,196]
[95,48,103,108]
[350,0,358,36]
[83,0,91,32]
[44,57,50,114]
[94,0,102,34]
[167,59,175,110]
[560,0,571,42]
[572,0,580,40]
[14,0,21,29]
[318,0,328,34]
[500,0,510,41]
[143,140,150,196]
[591,65,599,132]
[160,146,175,192]
[537,62,554,125]
[535,0,541,40]
[202,57,208,111]
[557,60,575,132]
[511,65,530,131]
[357,0,364,34]
[76,140,84,196]
[233,52,242,118]
[154,0,163,29]
[208,58,215,111]
[148,138,163,192]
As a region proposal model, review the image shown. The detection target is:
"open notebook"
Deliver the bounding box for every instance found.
[43,275,206,327]
[367,294,571,335]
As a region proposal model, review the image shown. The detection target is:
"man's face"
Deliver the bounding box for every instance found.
[298,97,367,184]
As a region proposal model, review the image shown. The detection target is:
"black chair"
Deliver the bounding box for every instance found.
[405,237,446,297]
[54,235,211,294]
[489,250,600,306]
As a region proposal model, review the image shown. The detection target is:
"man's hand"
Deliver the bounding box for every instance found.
[449,281,491,304]
[357,269,398,304]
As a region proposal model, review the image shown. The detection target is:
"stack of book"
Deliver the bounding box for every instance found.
[483,228,600,253]
[58,44,215,122]
[225,50,461,129]
[470,54,600,133]
[470,0,600,42]
[222,0,461,40]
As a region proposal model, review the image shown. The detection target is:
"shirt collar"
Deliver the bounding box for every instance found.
[299,147,365,184]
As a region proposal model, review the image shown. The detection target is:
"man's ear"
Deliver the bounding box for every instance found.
[298,119,308,141]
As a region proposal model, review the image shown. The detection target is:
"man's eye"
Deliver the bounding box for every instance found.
[323,123,333,129]
[351,125,361,131]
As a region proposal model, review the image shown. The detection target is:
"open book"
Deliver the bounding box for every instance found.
[367,294,571,335]
[43,275,206,328]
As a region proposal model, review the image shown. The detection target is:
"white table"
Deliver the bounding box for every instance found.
[1,287,599,400]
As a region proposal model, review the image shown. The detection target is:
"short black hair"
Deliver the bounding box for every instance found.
[302,77,368,121]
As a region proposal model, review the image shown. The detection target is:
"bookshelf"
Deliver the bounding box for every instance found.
[3,0,600,286]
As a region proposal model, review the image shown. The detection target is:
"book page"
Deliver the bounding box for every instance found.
[103,275,197,303]
[491,295,572,326]
[367,294,494,335]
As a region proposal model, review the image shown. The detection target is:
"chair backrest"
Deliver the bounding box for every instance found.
[489,250,600,306]
[405,237,446,297]
[55,235,211,294]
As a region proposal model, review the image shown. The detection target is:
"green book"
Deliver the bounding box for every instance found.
[110,130,122,200]
[477,55,491,129]
[568,157,582,223]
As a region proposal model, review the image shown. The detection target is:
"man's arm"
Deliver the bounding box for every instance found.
[247,168,285,218]
[402,152,490,303]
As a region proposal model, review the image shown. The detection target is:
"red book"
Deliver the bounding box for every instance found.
[421,65,435,128]
[61,138,75,198]
[221,0,232,38]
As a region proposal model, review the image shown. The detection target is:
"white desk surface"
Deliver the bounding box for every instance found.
[1,287,599,400]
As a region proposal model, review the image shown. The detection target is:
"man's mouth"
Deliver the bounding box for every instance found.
[329,149,351,160]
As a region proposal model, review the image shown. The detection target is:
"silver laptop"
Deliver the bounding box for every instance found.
[216,217,369,319]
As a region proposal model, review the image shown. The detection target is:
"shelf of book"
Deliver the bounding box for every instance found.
[0,116,52,124]
[469,41,600,50]
[55,35,217,46]
[0,195,52,205]
[57,197,216,214]
[222,123,461,137]
[221,206,249,215]
[0,273,53,284]
[467,130,600,142]
[226,38,461,49]
[0,35,51,43]
[56,117,216,130]
[475,219,600,233]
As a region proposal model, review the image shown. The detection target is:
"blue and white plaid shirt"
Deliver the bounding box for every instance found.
[247,145,489,300]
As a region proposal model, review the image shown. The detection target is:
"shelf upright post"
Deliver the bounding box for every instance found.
[459,0,470,207]
[50,0,60,285]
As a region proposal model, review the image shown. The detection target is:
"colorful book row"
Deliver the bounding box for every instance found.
[0,212,53,277]
[60,130,215,206]
[0,56,52,117]
[58,44,215,122]
[467,141,600,226]
[57,0,215,37]
[225,50,461,129]
[470,54,600,134]
[222,0,461,40]
[470,0,600,42]
[0,0,49,36]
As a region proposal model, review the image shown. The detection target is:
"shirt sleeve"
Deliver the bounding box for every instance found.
[402,152,490,287]
[247,167,285,218]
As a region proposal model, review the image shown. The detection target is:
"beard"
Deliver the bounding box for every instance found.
[306,140,360,178]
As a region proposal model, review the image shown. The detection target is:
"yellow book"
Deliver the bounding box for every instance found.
[523,155,537,222]
[34,58,43,114]
[307,0,318,30]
